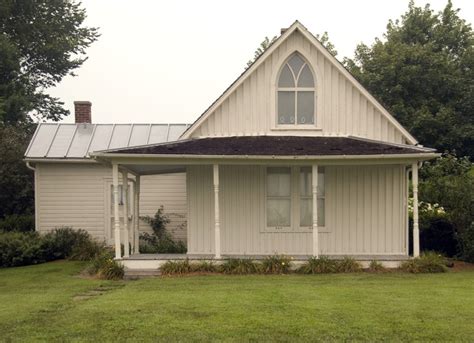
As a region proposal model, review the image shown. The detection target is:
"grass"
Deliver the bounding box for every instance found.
[1,261,474,341]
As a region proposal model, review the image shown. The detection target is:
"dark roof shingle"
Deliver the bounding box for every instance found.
[101,136,434,156]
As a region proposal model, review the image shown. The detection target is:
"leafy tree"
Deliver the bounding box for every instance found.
[315,32,337,57]
[0,123,36,219]
[419,154,474,261]
[344,1,474,158]
[0,0,99,124]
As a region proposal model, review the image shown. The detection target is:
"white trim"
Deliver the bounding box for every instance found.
[412,163,420,257]
[312,164,319,257]
[121,170,130,258]
[112,163,121,259]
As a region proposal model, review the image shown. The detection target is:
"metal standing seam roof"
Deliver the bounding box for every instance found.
[25,123,191,159]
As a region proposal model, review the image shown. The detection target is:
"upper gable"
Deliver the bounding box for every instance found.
[184,24,416,145]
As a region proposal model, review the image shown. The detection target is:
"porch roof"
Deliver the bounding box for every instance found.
[97,136,435,157]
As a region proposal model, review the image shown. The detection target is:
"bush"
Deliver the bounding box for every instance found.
[160,259,193,275]
[139,232,186,254]
[367,260,387,273]
[86,250,124,280]
[191,261,218,273]
[261,255,292,274]
[297,256,338,274]
[0,214,34,232]
[458,223,474,263]
[335,256,362,273]
[401,252,448,273]
[140,207,187,254]
[42,227,102,260]
[0,231,48,267]
[220,258,261,274]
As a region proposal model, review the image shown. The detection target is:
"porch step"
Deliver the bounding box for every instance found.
[124,268,161,280]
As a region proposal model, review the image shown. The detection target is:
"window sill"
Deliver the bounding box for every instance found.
[271,125,322,131]
[262,226,330,233]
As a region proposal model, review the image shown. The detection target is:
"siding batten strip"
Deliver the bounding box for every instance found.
[312,164,319,257]
[213,164,221,258]
[112,164,121,259]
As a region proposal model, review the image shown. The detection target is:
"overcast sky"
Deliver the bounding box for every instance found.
[49,0,474,124]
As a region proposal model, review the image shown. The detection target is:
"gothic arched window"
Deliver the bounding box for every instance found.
[277,52,315,125]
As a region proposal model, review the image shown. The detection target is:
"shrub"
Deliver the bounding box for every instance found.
[191,261,218,273]
[220,258,261,274]
[367,260,387,273]
[0,231,48,267]
[297,256,338,274]
[261,254,292,274]
[140,207,187,254]
[160,259,192,275]
[459,223,474,263]
[335,256,362,273]
[401,252,448,273]
[0,214,35,232]
[86,250,124,280]
[42,227,100,260]
[140,232,186,254]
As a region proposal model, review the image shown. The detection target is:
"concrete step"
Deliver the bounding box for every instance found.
[124,269,161,280]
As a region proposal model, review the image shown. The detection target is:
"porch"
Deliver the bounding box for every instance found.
[90,135,437,269]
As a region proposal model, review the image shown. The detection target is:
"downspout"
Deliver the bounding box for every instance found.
[26,161,36,171]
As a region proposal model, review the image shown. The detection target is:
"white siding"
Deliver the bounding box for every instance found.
[190,30,406,144]
[36,163,187,242]
[187,164,407,255]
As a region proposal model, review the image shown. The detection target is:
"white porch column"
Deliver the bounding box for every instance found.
[213,164,221,259]
[312,164,319,257]
[412,163,420,257]
[121,171,130,258]
[112,164,121,259]
[134,175,140,254]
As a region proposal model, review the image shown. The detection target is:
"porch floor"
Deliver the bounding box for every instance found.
[124,254,410,261]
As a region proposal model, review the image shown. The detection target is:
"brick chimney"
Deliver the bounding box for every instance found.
[74,101,92,123]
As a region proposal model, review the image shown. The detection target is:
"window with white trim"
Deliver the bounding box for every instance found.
[266,167,325,231]
[277,53,316,125]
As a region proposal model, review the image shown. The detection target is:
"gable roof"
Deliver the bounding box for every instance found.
[180,21,417,145]
[25,123,190,160]
[98,136,435,157]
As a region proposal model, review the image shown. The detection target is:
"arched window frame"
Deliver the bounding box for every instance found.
[272,50,321,130]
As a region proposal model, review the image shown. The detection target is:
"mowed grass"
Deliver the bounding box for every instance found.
[1,261,473,342]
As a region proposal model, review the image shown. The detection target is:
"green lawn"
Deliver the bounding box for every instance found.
[1,261,473,342]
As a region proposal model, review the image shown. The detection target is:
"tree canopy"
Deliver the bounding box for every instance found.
[344,0,474,158]
[0,0,99,124]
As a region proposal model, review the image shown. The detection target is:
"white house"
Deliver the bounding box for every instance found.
[25,21,438,269]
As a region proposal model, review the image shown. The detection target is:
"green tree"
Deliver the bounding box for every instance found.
[0,123,36,219]
[0,0,99,124]
[419,154,474,261]
[344,1,474,158]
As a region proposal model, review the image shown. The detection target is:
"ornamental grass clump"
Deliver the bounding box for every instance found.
[261,254,292,274]
[335,256,363,273]
[220,258,261,274]
[367,260,388,273]
[86,249,124,280]
[401,252,448,273]
[160,259,192,275]
[191,261,219,273]
[297,256,338,274]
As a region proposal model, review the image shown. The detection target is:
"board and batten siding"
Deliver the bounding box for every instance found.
[35,163,187,242]
[190,30,407,144]
[187,164,407,255]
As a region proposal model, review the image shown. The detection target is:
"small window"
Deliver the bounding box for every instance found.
[277,53,316,126]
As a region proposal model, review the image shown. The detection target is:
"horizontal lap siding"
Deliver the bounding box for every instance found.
[187,165,406,255]
[191,30,406,144]
[36,163,187,243]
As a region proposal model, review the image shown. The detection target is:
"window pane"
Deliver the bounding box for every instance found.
[288,54,305,76]
[278,91,295,124]
[318,198,325,226]
[267,167,291,196]
[267,199,291,226]
[318,171,325,196]
[297,91,314,124]
[300,198,312,226]
[299,167,312,196]
[298,65,314,87]
[278,65,295,87]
